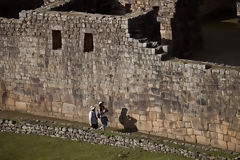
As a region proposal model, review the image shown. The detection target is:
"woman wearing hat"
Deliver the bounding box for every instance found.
[89,106,98,129]
[97,101,108,130]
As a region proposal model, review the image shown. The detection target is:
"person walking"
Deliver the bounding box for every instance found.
[89,106,98,129]
[97,101,108,130]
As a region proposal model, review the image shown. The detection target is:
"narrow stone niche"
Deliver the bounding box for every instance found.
[153,6,159,17]
[84,33,94,52]
[52,30,62,50]
[0,0,43,19]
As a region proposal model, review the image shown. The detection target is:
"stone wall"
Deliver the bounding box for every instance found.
[43,0,64,5]
[0,0,240,152]
[238,1,240,17]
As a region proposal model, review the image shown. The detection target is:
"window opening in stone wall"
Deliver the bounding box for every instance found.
[84,33,94,52]
[0,0,43,19]
[52,30,62,50]
[51,0,125,15]
[125,4,132,13]
[153,6,159,18]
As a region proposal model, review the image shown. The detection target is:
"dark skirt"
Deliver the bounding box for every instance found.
[101,117,108,126]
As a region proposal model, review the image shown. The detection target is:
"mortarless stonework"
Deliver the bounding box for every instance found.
[0,0,240,152]
[238,1,240,18]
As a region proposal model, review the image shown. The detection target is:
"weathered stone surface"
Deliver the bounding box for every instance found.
[211,139,227,150]
[197,136,210,145]
[15,102,27,111]
[237,1,240,17]
[62,103,76,115]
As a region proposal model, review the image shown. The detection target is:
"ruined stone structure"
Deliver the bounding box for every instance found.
[238,0,240,18]
[0,0,240,152]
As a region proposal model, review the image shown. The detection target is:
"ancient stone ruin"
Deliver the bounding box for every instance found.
[0,0,240,152]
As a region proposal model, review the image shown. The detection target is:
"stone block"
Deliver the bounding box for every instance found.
[202,131,210,138]
[191,117,205,130]
[176,135,185,141]
[152,127,160,133]
[217,133,224,141]
[173,128,187,136]
[227,142,236,151]
[196,136,210,145]
[210,132,217,139]
[165,113,182,121]
[236,132,240,140]
[185,122,192,128]
[52,102,62,113]
[157,112,165,120]
[236,144,240,152]
[164,120,176,128]
[176,121,185,128]
[209,123,216,132]
[228,130,236,137]
[15,102,27,111]
[215,124,228,134]
[157,127,168,137]
[61,94,75,104]
[132,114,139,121]
[140,115,146,121]
[231,137,237,144]
[146,112,157,121]
[187,128,194,135]
[149,106,161,112]
[185,135,196,143]
[211,139,227,150]
[223,135,231,142]
[137,121,153,131]
[64,113,74,119]
[62,103,76,115]
[168,133,176,139]
[194,130,202,135]
[183,115,195,122]
[153,120,163,127]
[5,98,15,106]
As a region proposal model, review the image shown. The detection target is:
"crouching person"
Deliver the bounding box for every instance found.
[89,106,98,129]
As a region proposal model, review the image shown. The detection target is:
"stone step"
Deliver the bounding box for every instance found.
[146,41,160,48]
[155,45,168,54]
[157,52,168,61]
[155,45,169,60]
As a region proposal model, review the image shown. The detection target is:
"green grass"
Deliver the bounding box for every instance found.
[0,132,192,160]
[183,146,239,159]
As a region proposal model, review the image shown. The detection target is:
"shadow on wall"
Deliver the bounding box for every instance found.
[51,0,126,15]
[171,0,202,58]
[128,10,161,43]
[0,0,44,19]
[119,108,138,133]
[188,2,240,66]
